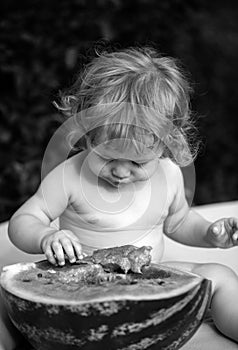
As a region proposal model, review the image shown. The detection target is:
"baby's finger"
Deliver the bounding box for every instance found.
[212,225,220,236]
[71,240,84,260]
[52,241,65,266]
[45,246,57,266]
[228,217,238,229]
[212,222,226,238]
[60,237,76,263]
[232,232,238,243]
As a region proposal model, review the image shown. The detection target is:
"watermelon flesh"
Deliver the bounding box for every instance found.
[0,246,211,350]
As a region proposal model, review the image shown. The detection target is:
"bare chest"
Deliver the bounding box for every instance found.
[67,173,169,230]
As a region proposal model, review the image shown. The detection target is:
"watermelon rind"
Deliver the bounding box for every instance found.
[0,261,212,350]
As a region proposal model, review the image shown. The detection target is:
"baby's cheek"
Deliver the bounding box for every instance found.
[97,165,110,180]
[148,163,158,176]
[134,170,147,181]
[140,166,153,179]
[89,159,106,177]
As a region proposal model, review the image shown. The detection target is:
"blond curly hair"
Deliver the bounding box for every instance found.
[54,46,199,166]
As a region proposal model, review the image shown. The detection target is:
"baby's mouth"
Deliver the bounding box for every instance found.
[98,172,132,187]
[108,177,131,187]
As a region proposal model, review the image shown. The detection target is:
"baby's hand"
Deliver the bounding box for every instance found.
[40,229,84,266]
[207,217,238,248]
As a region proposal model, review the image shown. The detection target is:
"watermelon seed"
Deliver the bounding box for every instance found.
[157,280,165,285]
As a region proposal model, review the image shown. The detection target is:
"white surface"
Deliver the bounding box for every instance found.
[0,201,237,272]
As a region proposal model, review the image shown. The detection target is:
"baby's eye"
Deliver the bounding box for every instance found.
[132,161,146,167]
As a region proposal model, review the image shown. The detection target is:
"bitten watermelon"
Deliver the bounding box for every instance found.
[0,247,211,350]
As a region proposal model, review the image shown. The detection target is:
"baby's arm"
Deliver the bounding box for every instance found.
[165,209,213,247]
[163,163,238,248]
[8,160,83,265]
[167,209,238,248]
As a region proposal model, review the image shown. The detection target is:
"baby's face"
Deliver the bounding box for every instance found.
[86,139,159,187]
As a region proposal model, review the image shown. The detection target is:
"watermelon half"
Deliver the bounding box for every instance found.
[0,260,211,350]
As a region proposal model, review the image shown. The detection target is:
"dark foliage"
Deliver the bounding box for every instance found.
[1,0,238,222]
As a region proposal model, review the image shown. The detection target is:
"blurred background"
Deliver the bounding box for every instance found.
[0,0,238,222]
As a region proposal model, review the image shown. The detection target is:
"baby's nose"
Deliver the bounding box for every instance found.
[112,164,131,179]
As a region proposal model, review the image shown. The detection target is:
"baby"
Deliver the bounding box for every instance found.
[7,47,238,344]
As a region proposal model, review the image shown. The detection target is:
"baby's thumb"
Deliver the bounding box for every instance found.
[212,221,225,238]
[212,225,221,236]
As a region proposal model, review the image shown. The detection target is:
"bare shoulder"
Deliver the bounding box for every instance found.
[49,151,88,178]
[39,151,88,197]
[157,158,183,186]
[62,151,89,202]
[65,151,88,174]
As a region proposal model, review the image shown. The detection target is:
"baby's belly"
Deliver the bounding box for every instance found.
[59,216,164,263]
